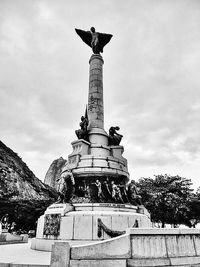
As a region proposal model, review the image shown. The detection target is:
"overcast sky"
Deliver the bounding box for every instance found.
[0,0,200,188]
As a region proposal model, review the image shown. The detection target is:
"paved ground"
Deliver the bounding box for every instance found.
[0,239,51,266]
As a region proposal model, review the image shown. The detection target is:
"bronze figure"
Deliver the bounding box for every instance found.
[75,27,113,54]
[55,170,75,203]
[108,126,123,146]
[75,115,89,141]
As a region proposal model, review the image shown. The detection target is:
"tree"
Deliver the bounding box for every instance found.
[187,186,200,228]
[137,174,193,228]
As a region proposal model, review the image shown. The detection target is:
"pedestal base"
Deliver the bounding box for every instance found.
[31,203,151,251]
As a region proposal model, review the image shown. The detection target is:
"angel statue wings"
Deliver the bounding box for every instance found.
[75,27,113,54]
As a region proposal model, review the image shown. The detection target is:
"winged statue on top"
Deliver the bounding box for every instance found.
[75,27,113,54]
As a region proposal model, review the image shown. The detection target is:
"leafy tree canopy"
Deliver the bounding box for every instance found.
[137,174,193,227]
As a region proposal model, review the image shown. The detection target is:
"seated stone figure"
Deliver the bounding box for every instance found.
[127,180,142,205]
[75,115,89,141]
[108,126,123,146]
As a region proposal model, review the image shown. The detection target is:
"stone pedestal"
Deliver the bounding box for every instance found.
[110,145,124,159]
[68,139,90,169]
[31,203,151,251]
[45,203,74,216]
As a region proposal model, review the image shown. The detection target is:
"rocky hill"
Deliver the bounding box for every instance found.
[44,157,67,190]
[0,140,58,230]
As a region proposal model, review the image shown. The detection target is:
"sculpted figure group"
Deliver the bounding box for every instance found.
[97,179,141,204]
[56,170,142,205]
[83,178,142,205]
[55,170,141,205]
[75,114,123,147]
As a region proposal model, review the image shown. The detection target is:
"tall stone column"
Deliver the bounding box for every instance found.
[88,54,104,129]
[88,54,108,147]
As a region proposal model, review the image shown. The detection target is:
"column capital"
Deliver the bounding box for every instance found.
[89,54,104,64]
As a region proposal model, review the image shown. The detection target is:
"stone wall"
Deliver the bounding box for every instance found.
[0,233,28,244]
[50,228,200,267]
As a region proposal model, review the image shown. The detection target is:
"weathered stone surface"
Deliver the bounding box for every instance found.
[0,232,28,244]
[131,235,167,258]
[170,256,200,265]
[177,235,196,256]
[36,215,45,238]
[194,235,200,256]
[127,228,200,263]
[126,228,200,235]
[112,214,129,232]
[88,54,104,130]
[60,216,74,240]
[11,265,49,267]
[50,242,70,267]
[73,215,93,240]
[70,259,126,267]
[5,232,23,241]
[71,234,131,259]
[31,237,56,251]
[127,258,170,266]
[44,157,67,190]
[45,203,74,216]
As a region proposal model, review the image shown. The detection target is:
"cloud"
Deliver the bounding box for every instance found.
[0,0,200,187]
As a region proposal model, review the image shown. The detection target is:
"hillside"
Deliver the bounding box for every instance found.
[44,157,67,190]
[0,140,58,230]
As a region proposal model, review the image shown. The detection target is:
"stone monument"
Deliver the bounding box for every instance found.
[31,27,150,251]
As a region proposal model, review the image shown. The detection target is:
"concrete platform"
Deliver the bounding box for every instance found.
[0,239,51,267]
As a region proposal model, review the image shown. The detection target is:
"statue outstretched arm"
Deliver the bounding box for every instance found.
[75,28,92,48]
[98,32,113,53]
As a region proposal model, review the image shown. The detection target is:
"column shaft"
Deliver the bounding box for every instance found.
[88,54,104,130]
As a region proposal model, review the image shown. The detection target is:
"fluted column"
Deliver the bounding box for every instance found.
[88,54,104,130]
